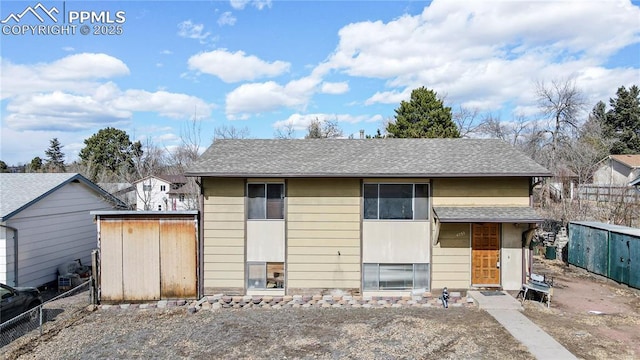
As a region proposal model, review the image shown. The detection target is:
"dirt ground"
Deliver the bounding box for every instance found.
[4,306,532,359]
[3,257,639,359]
[523,256,640,360]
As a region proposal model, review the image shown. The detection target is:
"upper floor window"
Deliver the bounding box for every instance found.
[179,194,185,202]
[364,183,429,220]
[247,183,284,219]
[160,185,166,192]
[143,184,152,192]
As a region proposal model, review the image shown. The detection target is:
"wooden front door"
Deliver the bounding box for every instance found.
[472,223,500,286]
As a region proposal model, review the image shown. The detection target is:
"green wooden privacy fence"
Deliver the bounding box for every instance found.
[568,221,640,290]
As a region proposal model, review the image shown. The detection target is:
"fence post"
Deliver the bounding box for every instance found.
[39,304,43,336]
[91,249,99,305]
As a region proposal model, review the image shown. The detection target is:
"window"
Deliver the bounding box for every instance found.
[363,263,430,290]
[179,194,185,202]
[160,185,166,192]
[247,183,284,219]
[143,184,152,192]
[364,183,429,220]
[247,262,284,289]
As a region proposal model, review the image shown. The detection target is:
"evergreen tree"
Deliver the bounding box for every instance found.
[603,85,640,154]
[45,138,65,172]
[79,127,142,181]
[386,87,460,138]
[29,156,43,172]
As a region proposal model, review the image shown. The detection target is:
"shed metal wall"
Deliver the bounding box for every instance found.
[568,221,640,289]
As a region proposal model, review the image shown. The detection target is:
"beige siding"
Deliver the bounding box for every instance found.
[431,223,471,289]
[202,178,245,291]
[287,179,361,290]
[432,178,530,206]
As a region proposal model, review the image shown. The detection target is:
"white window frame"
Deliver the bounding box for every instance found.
[363,183,429,220]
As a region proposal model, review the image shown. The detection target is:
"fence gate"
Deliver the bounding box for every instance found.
[95,212,199,302]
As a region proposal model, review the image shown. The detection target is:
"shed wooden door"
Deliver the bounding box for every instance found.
[472,223,500,286]
[160,219,197,298]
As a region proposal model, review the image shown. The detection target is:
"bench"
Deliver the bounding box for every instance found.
[518,273,552,308]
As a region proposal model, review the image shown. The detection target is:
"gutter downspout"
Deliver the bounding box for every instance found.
[0,224,18,286]
[196,177,204,299]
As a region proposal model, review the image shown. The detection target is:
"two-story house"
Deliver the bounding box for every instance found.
[134,175,194,211]
[185,139,551,296]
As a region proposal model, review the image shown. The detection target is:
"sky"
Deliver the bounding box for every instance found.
[1,0,639,166]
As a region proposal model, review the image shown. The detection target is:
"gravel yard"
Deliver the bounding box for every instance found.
[5,257,639,359]
[524,258,640,360]
[5,306,533,359]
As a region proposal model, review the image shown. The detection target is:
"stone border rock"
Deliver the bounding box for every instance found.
[99,292,476,313]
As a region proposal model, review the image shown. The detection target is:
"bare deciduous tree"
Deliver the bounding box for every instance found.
[535,78,586,169]
[274,121,297,139]
[453,106,481,138]
[305,118,343,139]
[214,125,251,140]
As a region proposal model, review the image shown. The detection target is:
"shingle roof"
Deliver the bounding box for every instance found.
[186,139,551,178]
[434,206,543,223]
[611,154,640,168]
[1,173,125,221]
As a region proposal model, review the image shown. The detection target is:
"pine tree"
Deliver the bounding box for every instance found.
[45,138,65,172]
[386,87,460,138]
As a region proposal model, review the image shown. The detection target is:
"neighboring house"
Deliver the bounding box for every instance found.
[98,182,136,209]
[133,175,195,211]
[0,173,125,287]
[592,154,640,185]
[186,139,551,296]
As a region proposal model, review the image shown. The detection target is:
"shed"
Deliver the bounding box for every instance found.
[0,173,125,287]
[568,221,640,289]
[92,211,199,302]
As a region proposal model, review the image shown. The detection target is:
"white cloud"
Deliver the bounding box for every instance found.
[230,0,271,10]
[188,49,290,83]
[229,0,249,10]
[177,20,211,43]
[326,0,640,111]
[225,73,324,119]
[272,113,382,130]
[321,81,349,94]
[62,46,74,52]
[1,53,215,132]
[252,0,272,10]
[160,50,173,55]
[0,53,129,99]
[217,11,236,26]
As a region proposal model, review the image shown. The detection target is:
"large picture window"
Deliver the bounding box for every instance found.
[364,183,429,220]
[363,263,430,290]
[248,183,284,219]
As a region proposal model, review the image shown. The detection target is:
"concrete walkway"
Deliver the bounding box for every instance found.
[468,291,577,360]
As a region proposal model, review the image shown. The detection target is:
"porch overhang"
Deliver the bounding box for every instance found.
[433,206,543,223]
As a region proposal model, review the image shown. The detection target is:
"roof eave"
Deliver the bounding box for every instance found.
[1,173,127,221]
[438,217,543,223]
[185,172,552,178]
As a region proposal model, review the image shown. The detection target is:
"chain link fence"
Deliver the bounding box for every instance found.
[1,278,93,348]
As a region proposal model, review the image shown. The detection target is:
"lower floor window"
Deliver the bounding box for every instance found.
[363,263,430,290]
[247,262,284,289]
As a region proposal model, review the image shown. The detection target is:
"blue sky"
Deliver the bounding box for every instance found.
[1,0,639,165]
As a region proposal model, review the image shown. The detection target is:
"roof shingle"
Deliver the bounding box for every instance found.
[186,139,550,178]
